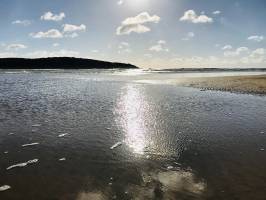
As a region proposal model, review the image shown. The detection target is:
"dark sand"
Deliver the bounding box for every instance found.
[180,75,266,94]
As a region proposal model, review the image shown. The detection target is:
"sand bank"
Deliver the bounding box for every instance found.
[180,75,266,94]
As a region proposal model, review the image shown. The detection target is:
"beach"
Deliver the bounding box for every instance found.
[181,75,266,95]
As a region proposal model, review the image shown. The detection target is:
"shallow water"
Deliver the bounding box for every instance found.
[0,70,266,200]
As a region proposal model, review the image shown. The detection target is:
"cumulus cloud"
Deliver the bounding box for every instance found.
[31,24,86,39]
[142,46,266,68]
[116,12,160,35]
[6,44,27,51]
[241,48,266,64]
[180,10,213,24]
[222,45,233,50]
[62,24,86,32]
[247,35,264,42]
[163,53,265,69]
[41,11,65,22]
[213,11,221,15]
[30,29,63,38]
[12,20,31,26]
[251,48,265,56]
[62,24,86,38]
[224,47,249,57]
[182,32,195,41]
[149,40,169,52]
[178,56,233,68]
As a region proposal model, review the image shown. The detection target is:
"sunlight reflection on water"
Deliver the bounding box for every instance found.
[116,85,149,155]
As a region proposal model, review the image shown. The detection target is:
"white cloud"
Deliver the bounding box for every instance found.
[144,53,152,58]
[6,44,27,51]
[247,35,264,42]
[158,40,166,44]
[149,40,169,52]
[118,42,131,54]
[180,10,213,24]
[140,47,266,68]
[53,43,60,47]
[63,24,86,32]
[25,49,79,58]
[30,26,84,39]
[0,52,17,58]
[118,42,130,49]
[30,29,63,38]
[224,47,249,57]
[213,11,221,15]
[12,20,31,26]
[241,48,265,64]
[237,47,249,53]
[62,24,86,38]
[182,32,195,41]
[116,12,160,35]
[222,45,233,50]
[41,12,65,22]
[117,24,150,35]
[149,51,265,68]
[91,50,99,53]
[117,0,123,5]
[121,12,160,25]
[251,48,265,55]
[65,32,79,38]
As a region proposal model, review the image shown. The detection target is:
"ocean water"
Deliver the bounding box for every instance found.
[0,69,266,200]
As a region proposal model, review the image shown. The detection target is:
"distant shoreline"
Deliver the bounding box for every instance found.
[0,57,138,69]
[151,68,266,73]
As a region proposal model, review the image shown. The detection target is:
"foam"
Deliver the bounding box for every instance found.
[58,133,69,138]
[110,142,122,150]
[0,185,11,192]
[22,143,39,147]
[6,159,39,170]
[32,124,41,127]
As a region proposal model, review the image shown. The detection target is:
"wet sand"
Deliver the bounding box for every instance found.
[181,75,266,94]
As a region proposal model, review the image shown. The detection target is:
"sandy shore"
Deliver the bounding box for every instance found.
[179,75,266,94]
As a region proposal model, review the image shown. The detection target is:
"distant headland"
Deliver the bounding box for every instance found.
[0,57,138,69]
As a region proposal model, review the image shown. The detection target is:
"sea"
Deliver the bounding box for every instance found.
[0,69,266,200]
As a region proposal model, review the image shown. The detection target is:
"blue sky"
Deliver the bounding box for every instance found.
[0,0,266,68]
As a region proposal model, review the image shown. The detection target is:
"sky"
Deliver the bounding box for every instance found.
[0,0,266,69]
